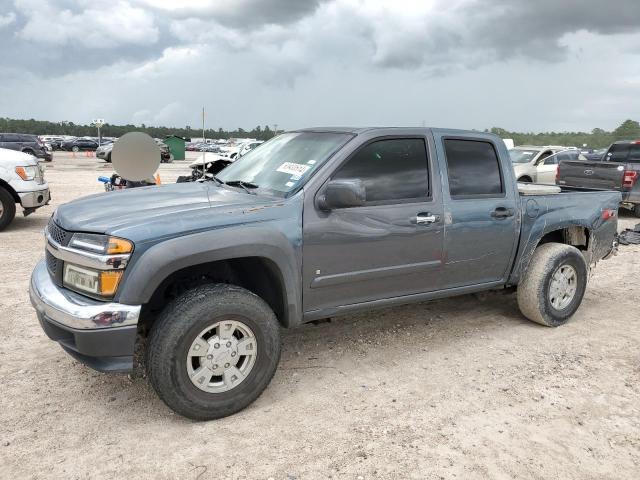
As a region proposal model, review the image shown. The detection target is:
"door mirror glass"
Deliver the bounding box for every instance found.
[319,179,366,210]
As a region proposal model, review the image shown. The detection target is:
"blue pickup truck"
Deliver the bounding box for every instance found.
[30,128,620,420]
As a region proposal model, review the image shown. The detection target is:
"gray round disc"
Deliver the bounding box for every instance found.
[111,132,160,181]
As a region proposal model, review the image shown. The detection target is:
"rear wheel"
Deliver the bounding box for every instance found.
[517,243,587,327]
[106,152,112,163]
[72,146,79,152]
[146,284,281,420]
[0,187,17,231]
[633,204,640,218]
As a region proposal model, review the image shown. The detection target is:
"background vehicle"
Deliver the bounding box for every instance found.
[0,148,50,230]
[582,148,607,161]
[0,133,53,162]
[509,145,569,182]
[31,128,620,420]
[558,140,640,216]
[61,138,99,152]
[96,140,172,163]
[236,140,264,158]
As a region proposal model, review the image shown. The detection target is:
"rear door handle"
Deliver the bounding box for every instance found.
[414,213,440,224]
[491,207,514,219]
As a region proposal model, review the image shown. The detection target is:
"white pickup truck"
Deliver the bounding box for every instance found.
[0,148,51,231]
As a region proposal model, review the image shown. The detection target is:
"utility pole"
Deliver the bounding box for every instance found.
[202,107,206,143]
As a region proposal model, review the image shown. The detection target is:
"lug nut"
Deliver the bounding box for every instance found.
[194,345,200,350]
[226,342,231,347]
[214,343,220,349]
[231,352,236,357]
[207,354,213,360]
[213,364,218,369]
[224,363,230,368]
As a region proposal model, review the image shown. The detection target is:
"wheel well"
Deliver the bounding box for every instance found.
[22,148,34,155]
[538,226,590,251]
[518,176,532,182]
[0,180,19,202]
[138,257,287,334]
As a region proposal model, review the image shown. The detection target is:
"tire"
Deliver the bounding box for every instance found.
[0,187,17,232]
[517,243,587,327]
[146,284,281,420]
[106,152,112,163]
[72,146,79,152]
[633,204,640,218]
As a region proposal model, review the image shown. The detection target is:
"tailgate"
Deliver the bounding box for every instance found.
[558,160,624,190]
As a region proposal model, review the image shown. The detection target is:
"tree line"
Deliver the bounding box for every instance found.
[1,117,639,148]
[487,119,640,149]
[0,118,278,141]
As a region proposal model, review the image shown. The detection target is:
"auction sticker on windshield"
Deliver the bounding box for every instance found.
[276,162,310,176]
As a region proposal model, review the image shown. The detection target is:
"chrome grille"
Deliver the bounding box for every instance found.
[45,250,58,276]
[47,217,71,246]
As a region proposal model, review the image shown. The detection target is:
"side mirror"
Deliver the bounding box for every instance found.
[318,179,366,210]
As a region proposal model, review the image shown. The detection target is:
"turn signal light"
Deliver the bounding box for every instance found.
[99,270,124,297]
[106,237,134,254]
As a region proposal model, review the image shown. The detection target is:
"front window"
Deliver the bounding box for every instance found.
[509,149,540,164]
[216,132,352,196]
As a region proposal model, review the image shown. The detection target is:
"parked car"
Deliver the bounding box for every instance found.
[40,136,66,151]
[509,145,568,182]
[557,139,640,216]
[0,148,50,230]
[236,140,264,158]
[60,138,99,152]
[96,139,172,163]
[30,127,620,420]
[582,148,607,162]
[0,133,53,162]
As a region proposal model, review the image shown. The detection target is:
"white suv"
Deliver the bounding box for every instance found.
[0,148,51,231]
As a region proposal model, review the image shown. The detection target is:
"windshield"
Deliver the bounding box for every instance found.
[509,149,540,164]
[216,132,352,196]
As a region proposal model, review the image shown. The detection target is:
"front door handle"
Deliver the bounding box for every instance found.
[491,207,514,219]
[414,213,440,224]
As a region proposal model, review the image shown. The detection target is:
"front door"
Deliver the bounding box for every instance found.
[435,135,519,288]
[302,136,445,313]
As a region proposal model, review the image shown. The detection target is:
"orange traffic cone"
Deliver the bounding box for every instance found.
[155,173,161,185]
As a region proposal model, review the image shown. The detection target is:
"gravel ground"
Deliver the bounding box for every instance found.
[1,152,639,479]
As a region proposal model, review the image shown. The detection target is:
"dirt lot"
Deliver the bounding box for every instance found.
[1,152,639,479]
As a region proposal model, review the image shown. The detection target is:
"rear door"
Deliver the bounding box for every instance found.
[536,150,577,184]
[434,134,519,288]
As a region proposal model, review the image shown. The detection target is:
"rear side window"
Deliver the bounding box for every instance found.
[3,134,21,142]
[19,134,36,142]
[333,138,429,203]
[444,139,503,197]
[607,144,629,162]
[628,145,640,163]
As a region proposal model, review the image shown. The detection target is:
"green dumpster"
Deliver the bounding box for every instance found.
[164,135,186,161]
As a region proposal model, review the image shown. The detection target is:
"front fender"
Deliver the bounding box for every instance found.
[117,223,302,326]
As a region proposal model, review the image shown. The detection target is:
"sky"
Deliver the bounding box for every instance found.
[1,0,640,132]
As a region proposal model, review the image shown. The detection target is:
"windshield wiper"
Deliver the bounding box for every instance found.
[224,180,259,194]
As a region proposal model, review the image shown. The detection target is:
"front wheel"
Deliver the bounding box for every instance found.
[517,243,587,327]
[146,284,281,420]
[72,146,79,152]
[0,187,17,231]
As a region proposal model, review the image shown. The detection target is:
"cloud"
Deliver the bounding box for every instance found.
[1,0,640,132]
[135,0,327,28]
[15,0,159,48]
[0,12,16,28]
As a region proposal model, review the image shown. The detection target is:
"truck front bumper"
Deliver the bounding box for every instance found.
[18,187,50,209]
[29,260,141,372]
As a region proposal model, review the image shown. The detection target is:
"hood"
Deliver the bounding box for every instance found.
[54,182,282,242]
[0,147,40,167]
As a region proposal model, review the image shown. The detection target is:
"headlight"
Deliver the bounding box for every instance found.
[15,166,38,181]
[68,233,133,255]
[63,263,124,297]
